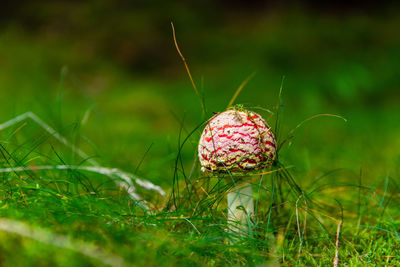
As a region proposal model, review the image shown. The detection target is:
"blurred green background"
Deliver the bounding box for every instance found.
[1,0,399,190]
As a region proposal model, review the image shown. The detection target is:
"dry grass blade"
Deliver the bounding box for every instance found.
[227,72,256,108]
[333,220,343,267]
[0,111,97,166]
[0,165,166,198]
[255,165,294,176]
[171,22,206,115]
[0,112,166,205]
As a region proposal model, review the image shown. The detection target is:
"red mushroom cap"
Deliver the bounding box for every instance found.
[198,109,276,173]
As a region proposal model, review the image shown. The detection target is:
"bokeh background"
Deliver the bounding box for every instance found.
[1,0,399,190]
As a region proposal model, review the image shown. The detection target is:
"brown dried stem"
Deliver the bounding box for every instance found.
[171,22,206,115]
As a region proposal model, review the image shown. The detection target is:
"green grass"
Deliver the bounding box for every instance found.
[0,5,400,266]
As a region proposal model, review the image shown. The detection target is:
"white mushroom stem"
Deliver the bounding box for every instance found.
[227,181,254,237]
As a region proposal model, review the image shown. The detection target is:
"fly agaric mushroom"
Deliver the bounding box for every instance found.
[198,108,276,237]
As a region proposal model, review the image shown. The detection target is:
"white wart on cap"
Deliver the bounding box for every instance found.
[198,109,276,173]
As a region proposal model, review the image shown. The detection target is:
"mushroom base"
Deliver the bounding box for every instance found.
[227,181,254,240]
